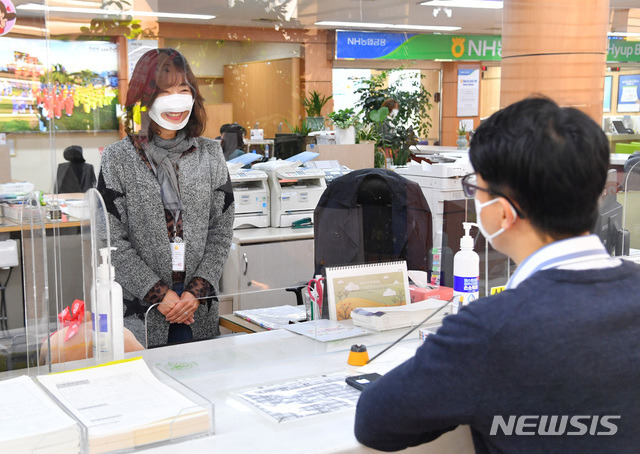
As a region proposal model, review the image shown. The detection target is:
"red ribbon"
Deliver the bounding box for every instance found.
[57,299,85,341]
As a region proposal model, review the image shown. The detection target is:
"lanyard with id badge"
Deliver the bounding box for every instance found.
[171,210,185,272]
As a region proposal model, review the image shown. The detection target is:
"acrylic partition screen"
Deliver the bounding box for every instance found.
[0,0,635,358]
[20,192,50,374]
[619,159,640,259]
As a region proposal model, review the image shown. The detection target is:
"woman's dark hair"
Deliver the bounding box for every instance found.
[126,48,206,138]
[469,96,610,240]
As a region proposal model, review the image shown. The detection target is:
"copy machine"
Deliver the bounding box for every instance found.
[396,152,473,247]
[253,159,327,227]
[227,163,270,229]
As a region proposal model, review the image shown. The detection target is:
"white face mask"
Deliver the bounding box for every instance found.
[148,93,194,131]
[474,197,517,245]
[390,109,399,118]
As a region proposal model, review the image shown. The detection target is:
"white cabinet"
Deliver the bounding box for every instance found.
[220,228,314,311]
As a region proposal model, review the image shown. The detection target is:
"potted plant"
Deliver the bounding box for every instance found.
[365,107,388,167]
[456,124,469,149]
[328,108,358,144]
[354,68,433,141]
[302,90,332,131]
[284,118,315,153]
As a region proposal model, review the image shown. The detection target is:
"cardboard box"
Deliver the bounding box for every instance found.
[409,285,454,303]
[308,143,374,170]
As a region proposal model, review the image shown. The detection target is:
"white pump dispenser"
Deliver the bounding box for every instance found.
[452,222,480,313]
[93,247,124,361]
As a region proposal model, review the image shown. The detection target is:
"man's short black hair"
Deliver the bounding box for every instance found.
[469,97,610,240]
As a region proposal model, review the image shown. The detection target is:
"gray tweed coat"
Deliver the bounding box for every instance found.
[98,136,234,348]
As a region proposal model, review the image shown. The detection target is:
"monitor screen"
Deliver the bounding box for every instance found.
[0,37,119,133]
[617,74,640,113]
[603,75,612,113]
[274,133,304,160]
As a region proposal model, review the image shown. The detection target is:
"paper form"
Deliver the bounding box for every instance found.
[0,375,80,452]
[37,357,210,453]
[233,373,360,423]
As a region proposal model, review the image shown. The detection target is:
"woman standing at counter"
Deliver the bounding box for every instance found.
[98,48,234,348]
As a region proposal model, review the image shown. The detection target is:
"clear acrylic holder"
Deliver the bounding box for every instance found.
[34,359,214,454]
[31,379,88,454]
[81,365,214,453]
[148,365,215,444]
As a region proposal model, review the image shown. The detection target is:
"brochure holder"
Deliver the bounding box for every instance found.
[31,381,87,454]
[34,359,214,453]
[149,365,215,445]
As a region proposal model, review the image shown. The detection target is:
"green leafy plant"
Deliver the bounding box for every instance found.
[302,90,332,117]
[354,68,432,139]
[457,124,467,136]
[284,118,313,137]
[366,106,417,167]
[328,108,358,129]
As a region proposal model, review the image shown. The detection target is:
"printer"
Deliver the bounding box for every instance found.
[395,152,473,247]
[227,163,270,229]
[253,159,327,227]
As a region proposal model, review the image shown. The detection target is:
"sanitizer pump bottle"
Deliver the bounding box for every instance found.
[452,222,479,313]
[93,247,124,361]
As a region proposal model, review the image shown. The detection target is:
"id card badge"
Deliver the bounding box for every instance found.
[171,238,185,272]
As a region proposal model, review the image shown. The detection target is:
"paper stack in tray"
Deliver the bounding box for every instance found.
[350,299,449,331]
[0,375,81,454]
[36,357,212,454]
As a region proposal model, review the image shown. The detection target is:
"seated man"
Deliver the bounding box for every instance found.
[354,97,640,452]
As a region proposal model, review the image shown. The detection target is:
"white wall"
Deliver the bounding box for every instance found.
[9,132,119,192]
[164,39,301,77]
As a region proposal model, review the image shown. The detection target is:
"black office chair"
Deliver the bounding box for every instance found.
[55,145,96,193]
[286,169,433,317]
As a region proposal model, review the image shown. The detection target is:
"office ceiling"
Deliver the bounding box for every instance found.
[9,0,640,36]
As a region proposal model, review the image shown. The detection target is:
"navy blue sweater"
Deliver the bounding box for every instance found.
[355,261,640,453]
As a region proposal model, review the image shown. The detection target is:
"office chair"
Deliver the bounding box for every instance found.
[55,145,96,193]
[287,169,432,317]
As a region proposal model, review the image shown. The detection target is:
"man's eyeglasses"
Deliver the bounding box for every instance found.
[461,173,525,219]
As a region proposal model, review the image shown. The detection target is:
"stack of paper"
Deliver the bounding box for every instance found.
[350,299,449,331]
[234,305,307,330]
[0,375,81,453]
[37,357,212,454]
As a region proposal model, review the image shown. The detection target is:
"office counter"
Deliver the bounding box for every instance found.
[0,217,83,234]
[0,215,85,330]
[139,327,474,454]
[606,133,640,151]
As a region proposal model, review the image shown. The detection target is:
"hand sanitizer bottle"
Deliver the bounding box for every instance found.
[93,247,124,361]
[452,222,479,313]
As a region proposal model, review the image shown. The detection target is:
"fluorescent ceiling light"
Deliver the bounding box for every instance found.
[16,4,215,20]
[608,32,640,37]
[420,1,503,9]
[315,21,461,32]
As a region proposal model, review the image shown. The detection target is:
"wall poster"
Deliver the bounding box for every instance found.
[0,37,119,132]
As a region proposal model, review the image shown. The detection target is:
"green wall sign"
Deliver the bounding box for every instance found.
[336,31,640,63]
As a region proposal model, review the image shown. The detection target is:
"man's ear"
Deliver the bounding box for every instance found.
[498,197,518,229]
